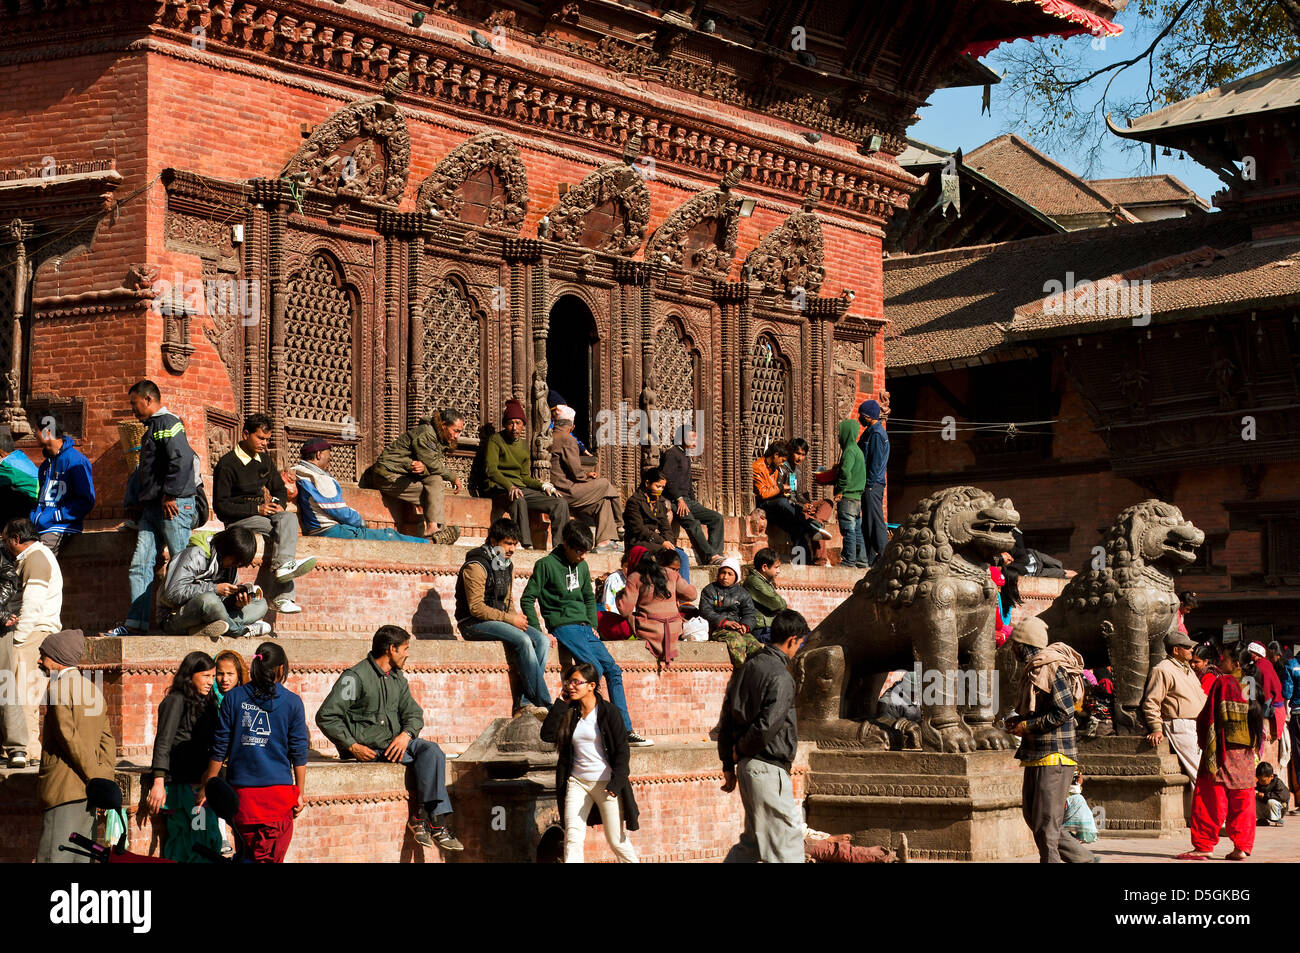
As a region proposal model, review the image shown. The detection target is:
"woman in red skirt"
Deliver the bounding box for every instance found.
[1179,644,1264,861]
[202,641,309,862]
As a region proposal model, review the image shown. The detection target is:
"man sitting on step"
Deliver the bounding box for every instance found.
[294,439,430,543]
[485,399,569,550]
[365,408,464,544]
[211,413,316,615]
[316,625,463,853]
[158,526,271,640]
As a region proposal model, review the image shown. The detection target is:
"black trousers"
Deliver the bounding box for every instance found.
[862,483,888,566]
[1022,764,1094,863]
[498,489,570,549]
[674,498,725,561]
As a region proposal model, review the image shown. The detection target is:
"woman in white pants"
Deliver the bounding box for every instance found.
[540,662,640,863]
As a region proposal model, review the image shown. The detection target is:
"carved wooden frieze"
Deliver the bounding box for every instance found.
[281,72,411,206]
[416,132,528,232]
[645,165,743,280]
[742,185,826,295]
[544,135,650,255]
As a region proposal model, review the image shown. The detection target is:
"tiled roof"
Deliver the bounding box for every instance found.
[1090,174,1209,210]
[883,214,1250,372]
[965,134,1130,219]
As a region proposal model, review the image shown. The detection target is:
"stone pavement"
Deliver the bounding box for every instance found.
[992,813,1300,863]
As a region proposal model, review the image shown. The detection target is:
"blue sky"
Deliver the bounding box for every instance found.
[910,23,1230,207]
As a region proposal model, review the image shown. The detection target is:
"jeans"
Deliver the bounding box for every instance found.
[127,496,197,630]
[316,523,430,544]
[162,590,268,637]
[673,547,692,586]
[460,619,552,710]
[358,736,451,819]
[836,498,865,566]
[226,511,300,600]
[552,623,632,732]
[673,499,725,561]
[862,484,888,566]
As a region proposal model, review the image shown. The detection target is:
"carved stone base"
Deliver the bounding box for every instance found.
[803,749,1036,861]
[1076,735,1191,838]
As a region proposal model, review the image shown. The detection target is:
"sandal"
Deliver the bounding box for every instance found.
[1174,851,1209,861]
[1226,848,1249,861]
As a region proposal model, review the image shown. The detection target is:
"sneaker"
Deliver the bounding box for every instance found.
[408,816,436,849]
[626,730,654,747]
[429,825,464,852]
[275,557,317,582]
[193,620,230,641]
[244,621,273,638]
[529,705,550,722]
[594,542,621,554]
[1271,820,1285,828]
[432,524,461,546]
[7,752,26,769]
[709,555,727,567]
[273,599,303,614]
[103,624,145,638]
[812,523,833,541]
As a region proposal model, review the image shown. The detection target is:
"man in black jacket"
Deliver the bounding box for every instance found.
[116,380,201,635]
[211,414,315,615]
[660,427,725,567]
[719,608,808,863]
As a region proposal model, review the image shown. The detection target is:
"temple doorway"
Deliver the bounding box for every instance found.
[547,295,599,447]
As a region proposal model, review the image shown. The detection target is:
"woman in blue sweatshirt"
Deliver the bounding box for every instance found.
[202,641,309,862]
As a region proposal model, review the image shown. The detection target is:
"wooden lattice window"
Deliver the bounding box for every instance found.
[423,280,482,431]
[283,253,354,427]
[750,334,788,458]
[652,318,697,439]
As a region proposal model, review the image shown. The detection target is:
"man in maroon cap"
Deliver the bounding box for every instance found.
[294,440,431,543]
[485,400,569,550]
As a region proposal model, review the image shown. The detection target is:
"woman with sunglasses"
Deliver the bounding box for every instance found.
[540,662,640,862]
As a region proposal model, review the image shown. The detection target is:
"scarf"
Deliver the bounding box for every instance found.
[1199,672,1252,780]
[1018,642,1086,716]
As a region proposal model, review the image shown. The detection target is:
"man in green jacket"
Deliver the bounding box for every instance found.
[367,408,464,543]
[819,419,868,568]
[315,625,462,852]
[485,399,569,550]
[743,548,788,632]
[520,521,652,746]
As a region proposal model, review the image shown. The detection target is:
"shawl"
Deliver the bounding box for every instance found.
[1018,642,1086,716]
[1197,673,1252,780]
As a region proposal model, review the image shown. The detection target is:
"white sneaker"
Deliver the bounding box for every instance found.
[813,523,833,541]
[273,599,303,614]
[275,557,317,582]
[244,621,273,638]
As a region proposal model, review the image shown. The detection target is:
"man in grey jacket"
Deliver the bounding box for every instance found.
[158,527,270,639]
[718,608,808,863]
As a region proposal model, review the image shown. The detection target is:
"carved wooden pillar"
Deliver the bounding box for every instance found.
[529,248,551,480]
[713,281,742,516]
[3,219,31,436]
[638,266,657,473]
[406,232,426,431]
[503,238,539,410]
[259,180,290,464]
[738,290,755,513]
[614,260,647,487]
[383,234,402,450]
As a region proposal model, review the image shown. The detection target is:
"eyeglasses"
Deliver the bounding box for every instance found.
[564,678,592,687]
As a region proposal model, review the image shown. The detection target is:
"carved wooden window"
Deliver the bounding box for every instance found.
[750,334,789,458]
[0,258,14,404]
[423,280,482,431]
[653,318,697,439]
[283,253,355,430]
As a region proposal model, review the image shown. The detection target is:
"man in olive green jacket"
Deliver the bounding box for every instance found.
[743,548,788,632]
[366,409,463,542]
[315,625,462,852]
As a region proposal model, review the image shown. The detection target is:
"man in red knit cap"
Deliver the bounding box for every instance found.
[484,400,569,550]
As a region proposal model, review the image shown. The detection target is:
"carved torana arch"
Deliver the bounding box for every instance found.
[742,184,825,294]
[281,72,411,206]
[544,134,650,255]
[645,165,744,280]
[416,132,529,231]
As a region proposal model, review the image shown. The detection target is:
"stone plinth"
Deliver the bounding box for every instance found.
[1076,735,1191,838]
[803,748,1036,861]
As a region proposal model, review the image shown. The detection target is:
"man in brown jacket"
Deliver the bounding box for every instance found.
[366,408,464,543]
[1141,630,1207,779]
[548,406,621,553]
[34,629,115,863]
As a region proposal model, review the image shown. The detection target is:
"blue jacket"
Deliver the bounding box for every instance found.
[858,421,890,487]
[211,682,309,788]
[1282,657,1300,710]
[30,436,96,536]
[292,461,364,535]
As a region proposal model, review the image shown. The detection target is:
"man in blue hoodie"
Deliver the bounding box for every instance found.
[857,400,890,569]
[29,414,95,554]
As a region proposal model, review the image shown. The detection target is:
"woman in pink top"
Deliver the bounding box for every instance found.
[617,548,698,667]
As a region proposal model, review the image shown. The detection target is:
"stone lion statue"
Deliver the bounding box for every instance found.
[1037,499,1203,733]
[794,486,1020,752]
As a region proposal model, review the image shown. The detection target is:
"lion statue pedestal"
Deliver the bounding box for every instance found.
[1076,736,1191,838]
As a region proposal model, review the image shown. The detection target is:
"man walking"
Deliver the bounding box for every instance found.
[455,518,552,717]
[660,426,725,566]
[29,414,95,555]
[1141,630,1207,779]
[1,518,62,767]
[719,609,808,863]
[485,399,569,550]
[211,414,316,614]
[34,629,116,863]
[858,400,889,568]
[520,521,653,747]
[316,625,462,852]
[367,409,464,543]
[116,380,200,635]
[1006,616,1094,863]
